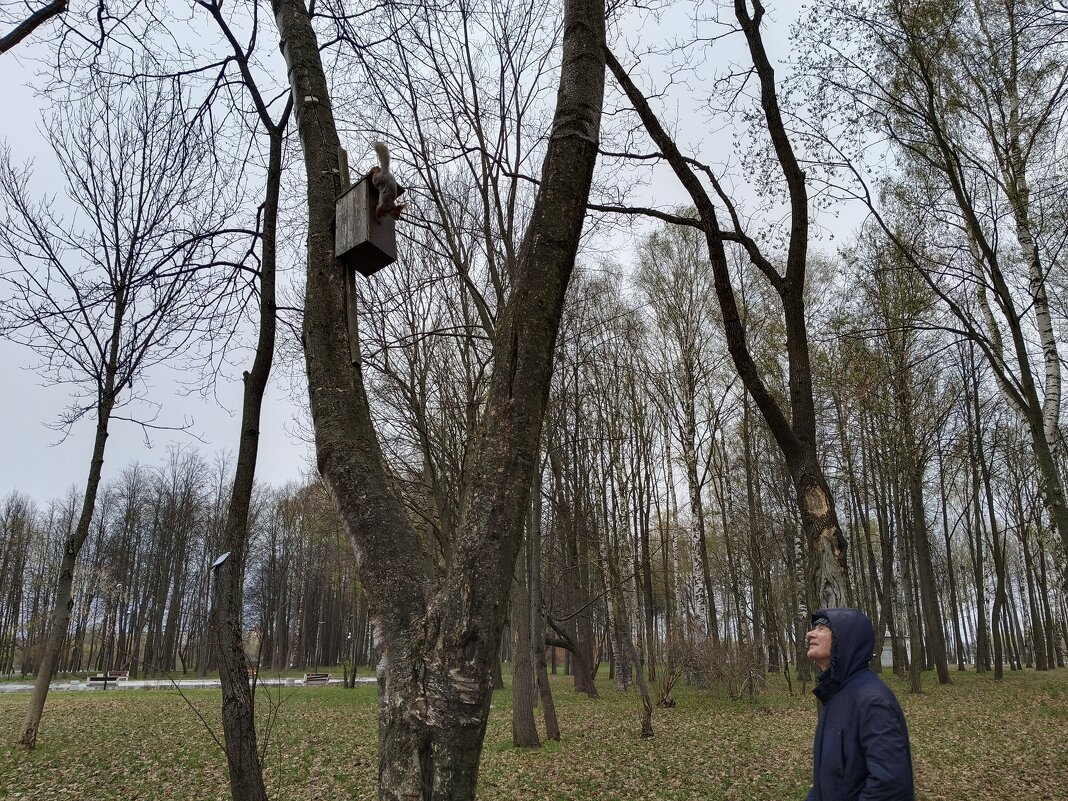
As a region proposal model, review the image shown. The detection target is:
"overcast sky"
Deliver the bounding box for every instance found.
[1,3,839,505]
[0,29,317,503]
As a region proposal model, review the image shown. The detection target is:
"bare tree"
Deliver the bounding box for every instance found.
[0,69,239,747]
[187,0,295,796]
[604,0,851,606]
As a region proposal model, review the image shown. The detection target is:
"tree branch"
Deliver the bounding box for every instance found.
[0,0,67,54]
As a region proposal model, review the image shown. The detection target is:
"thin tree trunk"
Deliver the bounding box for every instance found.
[511,531,539,747]
[210,95,288,801]
[937,445,966,671]
[19,391,115,748]
[529,476,559,741]
[909,471,950,684]
[1037,542,1060,668]
[1005,578,1025,671]
[603,520,652,738]
[979,444,1006,681]
[965,352,991,673]
[741,392,767,672]
[629,642,654,739]
[1020,524,1047,671]
[899,486,923,693]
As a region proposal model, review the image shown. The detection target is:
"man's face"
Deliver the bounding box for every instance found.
[806,623,832,671]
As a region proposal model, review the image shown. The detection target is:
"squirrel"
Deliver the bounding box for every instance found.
[369,141,406,223]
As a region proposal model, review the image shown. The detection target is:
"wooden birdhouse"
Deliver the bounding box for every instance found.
[335,173,398,277]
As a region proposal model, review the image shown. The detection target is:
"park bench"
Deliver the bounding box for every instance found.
[303,672,330,686]
[87,671,128,686]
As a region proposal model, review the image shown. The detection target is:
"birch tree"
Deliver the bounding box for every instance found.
[802,0,1068,557]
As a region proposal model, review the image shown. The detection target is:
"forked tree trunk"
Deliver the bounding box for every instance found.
[272,0,605,795]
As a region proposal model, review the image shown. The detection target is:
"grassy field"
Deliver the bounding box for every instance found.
[0,667,1065,800]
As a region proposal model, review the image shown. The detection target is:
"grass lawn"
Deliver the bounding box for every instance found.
[0,667,1065,800]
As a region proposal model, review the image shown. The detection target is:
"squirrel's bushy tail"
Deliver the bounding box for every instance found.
[372,141,390,171]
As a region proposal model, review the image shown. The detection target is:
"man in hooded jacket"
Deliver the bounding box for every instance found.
[805,608,914,801]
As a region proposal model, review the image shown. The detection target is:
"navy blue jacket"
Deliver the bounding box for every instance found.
[806,608,914,801]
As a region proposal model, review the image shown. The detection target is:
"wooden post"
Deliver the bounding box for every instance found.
[338,147,363,368]
[338,146,349,189]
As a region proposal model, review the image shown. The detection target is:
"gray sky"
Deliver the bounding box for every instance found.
[0,3,853,505]
[0,33,316,502]
[0,337,315,502]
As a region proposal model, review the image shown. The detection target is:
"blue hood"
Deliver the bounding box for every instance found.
[812,608,874,699]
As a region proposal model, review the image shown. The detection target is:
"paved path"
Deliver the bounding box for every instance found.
[0,676,376,693]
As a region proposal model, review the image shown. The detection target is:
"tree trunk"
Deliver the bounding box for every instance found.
[909,472,950,684]
[511,533,539,747]
[965,356,990,673]
[549,450,599,698]
[19,392,115,748]
[1005,579,1025,671]
[979,446,1006,681]
[682,422,719,640]
[604,522,653,738]
[937,445,966,671]
[1037,543,1060,668]
[629,642,654,739]
[797,466,849,611]
[208,74,289,799]
[273,0,605,794]
[899,496,923,694]
[634,435,657,683]
[741,392,767,671]
[529,470,560,741]
[534,645,560,741]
